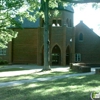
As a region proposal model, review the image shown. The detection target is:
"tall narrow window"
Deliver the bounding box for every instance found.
[75,53,81,62]
[79,33,83,41]
[52,19,57,27]
[0,49,6,55]
[69,19,71,27]
[57,19,61,26]
[52,45,61,65]
[66,18,69,27]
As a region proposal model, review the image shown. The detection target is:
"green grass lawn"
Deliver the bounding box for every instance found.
[0,69,76,83]
[0,67,26,72]
[0,65,5,69]
[0,74,100,100]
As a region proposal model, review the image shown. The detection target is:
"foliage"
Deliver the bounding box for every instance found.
[92,3,100,29]
[0,0,70,48]
[0,0,100,48]
[0,69,76,82]
[0,0,24,48]
[92,3,100,9]
[0,60,8,65]
[0,0,40,48]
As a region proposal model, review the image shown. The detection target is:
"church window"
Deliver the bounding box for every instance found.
[69,19,71,27]
[0,49,6,55]
[52,19,57,27]
[57,19,61,26]
[66,18,69,27]
[79,33,83,41]
[52,45,61,65]
[75,53,81,62]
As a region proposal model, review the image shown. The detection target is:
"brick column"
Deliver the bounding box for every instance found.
[37,27,41,65]
[71,27,75,63]
[8,41,13,64]
[61,25,66,66]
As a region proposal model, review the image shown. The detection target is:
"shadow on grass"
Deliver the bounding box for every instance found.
[0,69,77,83]
[0,74,100,100]
[34,69,76,76]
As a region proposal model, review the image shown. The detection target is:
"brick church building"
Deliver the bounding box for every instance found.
[1,5,100,66]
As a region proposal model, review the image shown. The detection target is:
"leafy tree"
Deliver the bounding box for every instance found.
[0,0,24,48]
[0,0,37,48]
[92,3,100,9]
[1,0,69,70]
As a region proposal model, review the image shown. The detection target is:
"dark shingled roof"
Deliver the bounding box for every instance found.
[20,5,73,28]
[53,5,74,13]
[13,16,40,28]
[64,5,74,13]
[21,18,40,28]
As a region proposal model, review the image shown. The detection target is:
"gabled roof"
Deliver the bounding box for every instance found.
[75,21,99,37]
[75,21,92,29]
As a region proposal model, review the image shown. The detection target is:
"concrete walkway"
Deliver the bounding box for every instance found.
[0,65,98,88]
[0,71,95,88]
[0,69,40,77]
[0,65,70,77]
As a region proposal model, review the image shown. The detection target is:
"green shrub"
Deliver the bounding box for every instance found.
[0,60,8,65]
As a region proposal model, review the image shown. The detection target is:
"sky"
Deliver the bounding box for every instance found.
[73,3,100,36]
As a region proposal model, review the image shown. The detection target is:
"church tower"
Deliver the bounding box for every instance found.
[38,5,75,66]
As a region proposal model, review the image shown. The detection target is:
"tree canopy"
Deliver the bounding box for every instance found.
[0,0,24,48]
[0,0,100,70]
[0,0,40,48]
[0,0,100,48]
[0,0,64,48]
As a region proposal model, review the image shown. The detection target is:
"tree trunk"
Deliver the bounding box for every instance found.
[43,0,51,70]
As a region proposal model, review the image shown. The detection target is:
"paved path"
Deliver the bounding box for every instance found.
[0,69,40,77]
[0,65,70,77]
[0,65,98,88]
[0,72,95,88]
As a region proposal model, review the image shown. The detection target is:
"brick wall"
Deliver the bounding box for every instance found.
[75,21,100,64]
[37,10,74,66]
[12,28,39,64]
[6,9,74,66]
